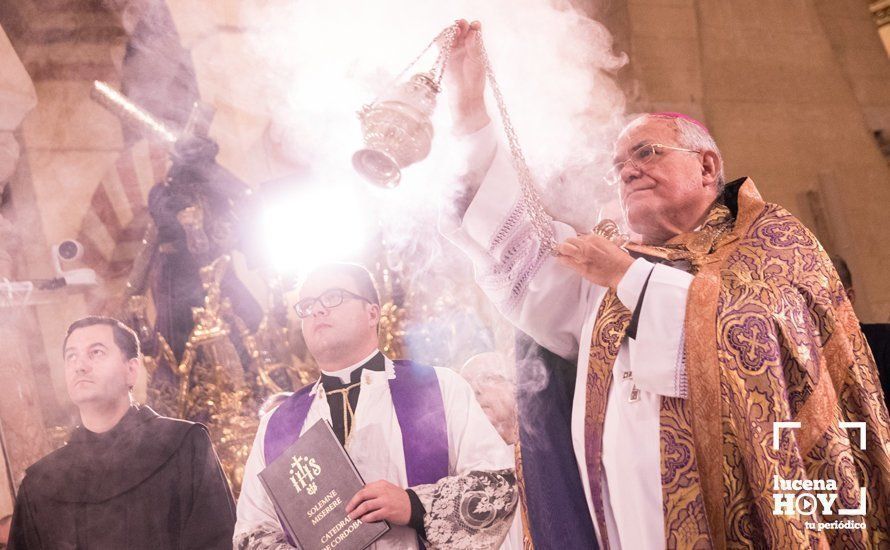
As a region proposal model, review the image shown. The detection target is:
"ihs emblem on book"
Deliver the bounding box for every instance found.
[289,455,322,495]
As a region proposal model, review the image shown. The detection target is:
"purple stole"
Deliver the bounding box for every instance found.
[263,359,449,537]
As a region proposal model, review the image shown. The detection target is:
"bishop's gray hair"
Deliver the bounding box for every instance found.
[667,115,725,193]
[634,113,727,194]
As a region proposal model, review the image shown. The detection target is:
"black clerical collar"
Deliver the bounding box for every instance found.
[721,176,746,218]
[320,352,386,392]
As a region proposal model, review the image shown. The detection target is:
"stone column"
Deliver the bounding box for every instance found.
[3,0,128,419]
[0,23,36,184]
[0,23,49,513]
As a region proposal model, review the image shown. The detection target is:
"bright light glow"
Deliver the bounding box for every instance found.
[261,187,368,273]
[240,0,628,232]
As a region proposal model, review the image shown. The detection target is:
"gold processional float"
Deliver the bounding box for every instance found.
[92,81,318,493]
[87,24,628,493]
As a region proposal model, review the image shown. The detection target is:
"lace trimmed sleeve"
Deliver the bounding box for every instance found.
[234,524,293,550]
[411,469,518,550]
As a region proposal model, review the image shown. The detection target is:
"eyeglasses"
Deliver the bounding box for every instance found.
[606,143,700,185]
[294,288,371,318]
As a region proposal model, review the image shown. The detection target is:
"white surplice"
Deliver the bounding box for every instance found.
[442,124,694,550]
[235,354,518,550]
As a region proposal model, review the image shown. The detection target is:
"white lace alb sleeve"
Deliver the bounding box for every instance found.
[441,124,595,362]
[234,525,293,550]
[412,469,518,550]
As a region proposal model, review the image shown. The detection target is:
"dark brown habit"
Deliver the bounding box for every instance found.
[8,406,235,550]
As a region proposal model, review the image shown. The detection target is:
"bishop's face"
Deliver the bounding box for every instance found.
[63,324,137,409]
[614,118,712,243]
[297,272,379,369]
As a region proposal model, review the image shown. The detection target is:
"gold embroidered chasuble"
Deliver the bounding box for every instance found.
[584,178,890,549]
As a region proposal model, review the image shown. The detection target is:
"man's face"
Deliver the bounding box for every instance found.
[613,118,712,240]
[63,324,136,408]
[298,272,378,365]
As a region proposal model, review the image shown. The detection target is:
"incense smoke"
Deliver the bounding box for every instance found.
[222,0,630,387]
[234,0,628,227]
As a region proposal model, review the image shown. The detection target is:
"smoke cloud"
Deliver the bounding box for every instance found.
[217,0,631,369]
[232,0,628,226]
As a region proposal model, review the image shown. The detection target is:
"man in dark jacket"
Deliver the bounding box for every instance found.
[8,316,236,549]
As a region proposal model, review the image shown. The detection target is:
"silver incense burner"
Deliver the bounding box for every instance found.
[352,73,439,188]
[352,26,459,188]
[353,24,558,252]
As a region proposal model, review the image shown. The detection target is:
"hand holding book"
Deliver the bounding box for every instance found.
[345,480,412,525]
[259,420,389,550]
